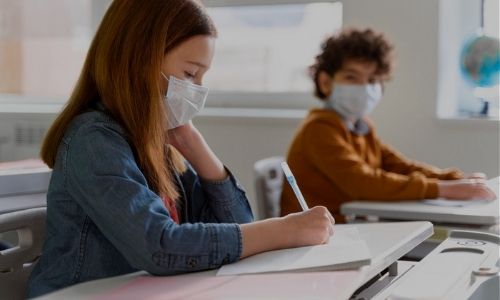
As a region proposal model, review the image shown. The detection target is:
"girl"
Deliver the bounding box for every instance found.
[27,1,335,297]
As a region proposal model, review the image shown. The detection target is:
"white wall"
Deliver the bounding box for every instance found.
[195,0,500,218]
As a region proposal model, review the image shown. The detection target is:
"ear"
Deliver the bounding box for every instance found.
[318,71,334,97]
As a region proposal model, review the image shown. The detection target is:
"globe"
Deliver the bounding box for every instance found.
[460,33,500,87]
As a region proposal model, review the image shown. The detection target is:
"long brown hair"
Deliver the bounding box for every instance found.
[40,0,217,200]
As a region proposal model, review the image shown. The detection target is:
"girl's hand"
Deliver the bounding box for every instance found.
[167,121,201,154]
[167,121,227,181]
[280,206,335,247]
[240,206,335,258]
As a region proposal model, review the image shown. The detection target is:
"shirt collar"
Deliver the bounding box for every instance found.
[323,105,371,135]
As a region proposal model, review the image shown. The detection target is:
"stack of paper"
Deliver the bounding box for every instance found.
[217,227,371,276]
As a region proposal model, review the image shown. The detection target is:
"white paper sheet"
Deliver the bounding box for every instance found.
[217,227,371,276]
[421,199,492,207]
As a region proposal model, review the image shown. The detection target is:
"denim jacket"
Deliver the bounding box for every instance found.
[27,106,253,298]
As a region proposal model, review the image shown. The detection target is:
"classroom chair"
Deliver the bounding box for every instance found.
[0,207,46,300]
[253,156,284,219]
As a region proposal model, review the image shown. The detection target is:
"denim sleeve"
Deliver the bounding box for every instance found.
[65,123,243,275]
[179,165,254,224]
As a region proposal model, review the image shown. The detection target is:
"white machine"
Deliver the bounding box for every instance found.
[341,177,500,262]
[372,230,500,300]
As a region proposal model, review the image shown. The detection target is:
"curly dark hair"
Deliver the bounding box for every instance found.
[310,27,395,99]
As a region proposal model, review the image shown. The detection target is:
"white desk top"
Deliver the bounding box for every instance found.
[341,177,500,226]
[37,221,433,300]
[0,165,49,214]
[0,163,51,196]
[0,192,46,214]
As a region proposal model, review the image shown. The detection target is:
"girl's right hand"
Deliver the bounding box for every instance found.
[239,206,335,259]
[438,179,497,200]
[280,206,335,248]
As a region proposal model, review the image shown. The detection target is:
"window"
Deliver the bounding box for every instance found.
[0,1,113,104]
[205,3,342,93]
[437,0,499,120]
[483,0,499,38]
[472,0,500,119]
[204,1,342,109]
[0,1,341,110]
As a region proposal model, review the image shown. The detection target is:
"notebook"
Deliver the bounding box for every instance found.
[217,226,371,276]
[421,199,491,207]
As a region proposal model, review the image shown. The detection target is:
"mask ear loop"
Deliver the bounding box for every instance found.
[161,72,171,102]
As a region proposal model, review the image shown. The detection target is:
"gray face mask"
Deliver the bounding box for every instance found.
[326,83,382,119]
[162,73,209,129]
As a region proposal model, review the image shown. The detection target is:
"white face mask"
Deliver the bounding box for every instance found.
[162,73,209,129]
[326,83,382,119]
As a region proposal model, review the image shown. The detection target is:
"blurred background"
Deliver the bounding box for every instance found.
[0,0,498,215]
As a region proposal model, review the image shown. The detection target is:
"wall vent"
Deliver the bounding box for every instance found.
[14,125,46,146]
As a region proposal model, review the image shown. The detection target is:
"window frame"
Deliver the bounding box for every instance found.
[437,0,499,121]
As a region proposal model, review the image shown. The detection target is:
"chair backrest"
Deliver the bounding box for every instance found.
[0,207,46,300]
[253,156,285,219]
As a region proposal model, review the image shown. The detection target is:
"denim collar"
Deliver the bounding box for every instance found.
[94,101,108,113]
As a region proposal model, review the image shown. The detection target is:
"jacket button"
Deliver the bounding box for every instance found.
[222,255,230,264]
[188,258,198,268]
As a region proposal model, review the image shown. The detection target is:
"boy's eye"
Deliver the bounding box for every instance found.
[184,71,195,79]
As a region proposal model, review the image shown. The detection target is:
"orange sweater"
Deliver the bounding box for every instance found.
[280,109,463,222]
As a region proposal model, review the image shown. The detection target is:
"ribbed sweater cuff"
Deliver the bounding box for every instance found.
[424,178,439,198]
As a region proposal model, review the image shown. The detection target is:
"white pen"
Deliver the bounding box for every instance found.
[282,162,335,236]
[281,162,309,211]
